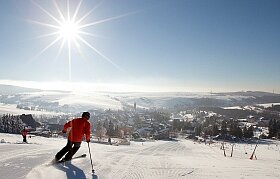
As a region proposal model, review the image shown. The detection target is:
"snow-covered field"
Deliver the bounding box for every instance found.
[0,103,66,116]
[257,103,280,108]
[0,133,280,179]
[2,84,280,114]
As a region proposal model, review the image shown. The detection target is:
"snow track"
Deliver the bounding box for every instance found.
[1,133,280,179]
[95,141,201,179]
[0,142,58,179]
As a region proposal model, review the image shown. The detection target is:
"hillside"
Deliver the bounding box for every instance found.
[0,84,280,114]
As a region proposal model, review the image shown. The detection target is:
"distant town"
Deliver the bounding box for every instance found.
[1,85,280,144]
[1,102,280,144]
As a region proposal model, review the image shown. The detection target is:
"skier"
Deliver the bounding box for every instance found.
[21,127,28,143]
[54,112,91,162]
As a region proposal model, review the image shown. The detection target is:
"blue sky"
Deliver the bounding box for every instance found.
[0,0,279,93]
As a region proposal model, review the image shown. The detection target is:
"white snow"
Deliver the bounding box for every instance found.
[57,91,122,110]
[223,106,243,110]
[0,103,65,115]
[224,103,280,110]
[256,103,280,108]
[0,133,280,179]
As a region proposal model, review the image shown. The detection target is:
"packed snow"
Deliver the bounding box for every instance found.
[0,133,280,179]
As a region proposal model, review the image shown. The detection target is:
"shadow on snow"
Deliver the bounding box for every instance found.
[54,162,98,179]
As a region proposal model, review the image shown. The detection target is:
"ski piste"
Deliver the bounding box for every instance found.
[57,154,87,163]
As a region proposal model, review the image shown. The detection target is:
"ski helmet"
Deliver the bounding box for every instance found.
[82,112,90,119]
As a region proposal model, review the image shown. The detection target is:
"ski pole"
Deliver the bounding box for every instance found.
[87,142,95,174]
[250,143,258,160]
[250,139,259,160]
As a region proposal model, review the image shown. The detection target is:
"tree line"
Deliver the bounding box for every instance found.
[194,117,254,140]
[0,114,25,134]
[268,119,280,139]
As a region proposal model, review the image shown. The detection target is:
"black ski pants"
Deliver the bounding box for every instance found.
[55,140,81,161]
[23,136,27,143]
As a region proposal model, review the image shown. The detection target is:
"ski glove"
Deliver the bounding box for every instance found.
[62,130,66,133]
[86,140,90,143]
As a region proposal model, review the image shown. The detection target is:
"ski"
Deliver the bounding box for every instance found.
[57,154,87,163]
[56,154,96,173]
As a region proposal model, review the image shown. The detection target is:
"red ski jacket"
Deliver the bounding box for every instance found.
[21,129,28,137]
[63,117,91,142]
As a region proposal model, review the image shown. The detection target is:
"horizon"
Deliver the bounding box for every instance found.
[0,0,279,93]
[0,79,279,94]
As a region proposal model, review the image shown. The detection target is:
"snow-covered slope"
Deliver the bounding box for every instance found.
[1,84,280,114]
[0,133,279,179]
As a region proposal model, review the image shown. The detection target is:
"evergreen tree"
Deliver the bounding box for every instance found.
[107,120,114,137]
[96,120,103,139]
[221,120,227,136]
[228,119,236,136]
[228,119,242,138]
[172,119,181,131]
[134,114,142,128]
[150,111,170,123]
[235,126,243,139]
[0,114,24,134]
[212,124,219,136]
[243,127,248,138]
[103,118,109,131]
[247,126,254,138]
[114,125,119,137]
[195,125,202,136]
[277,120,280,139]
[268,119,277,138]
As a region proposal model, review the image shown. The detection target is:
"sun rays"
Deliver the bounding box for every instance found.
[29,0,128,80]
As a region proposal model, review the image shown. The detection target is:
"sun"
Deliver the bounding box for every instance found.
[28,0,131,80]
[59,20,79,41]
